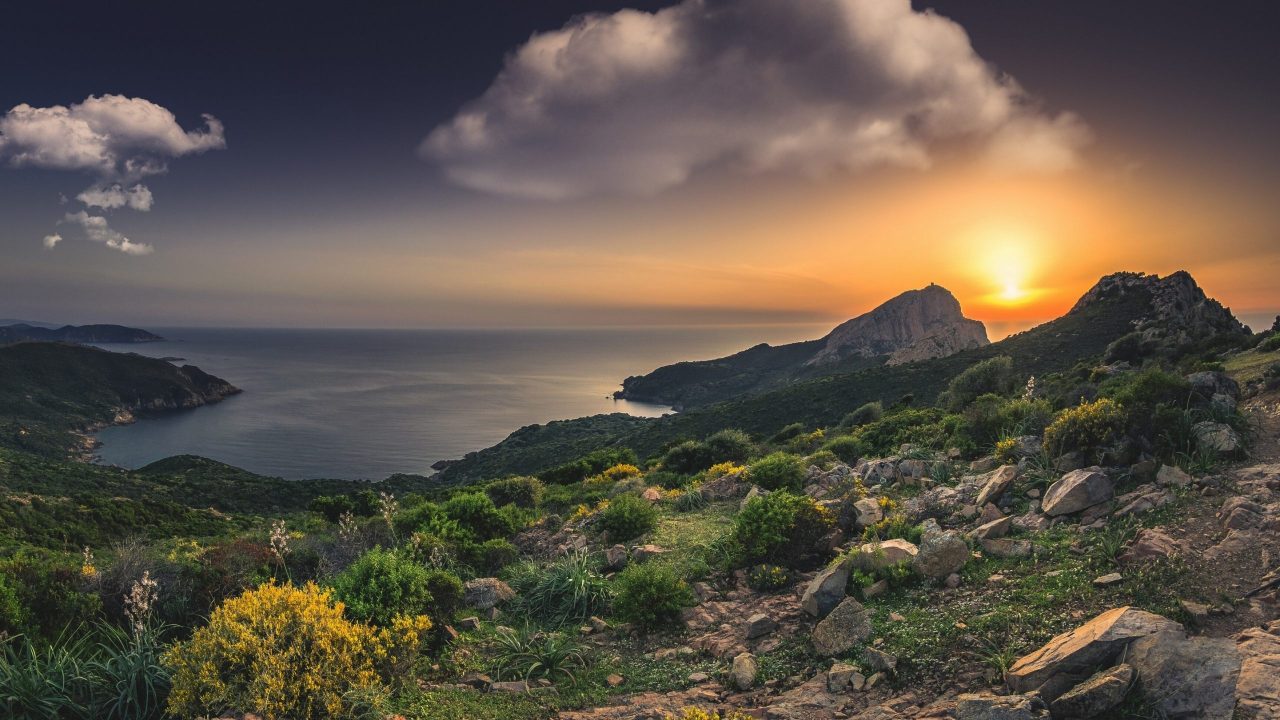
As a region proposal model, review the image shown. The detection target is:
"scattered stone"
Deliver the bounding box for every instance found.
[458,616,481,631]
[604,544,628,571]
[813,597,873,656]
[913,529,970,578]
[889,611,906,622]
[1049,664,1133,719]
[945,573,962,589]
[730,652,758,690]
[1006,606,1181,701]
[826,663,863,692]
[970,457,999,473]
[745,613,778,639]
[863,579,890,598]
[1093,573,1123,587]
[1128,628,1241,720]
[1055,451,1085,473]
[851,539,919,571]
[464,578,516,610]
[1193,421,1243,457]
[1112,484,1174,518]
[1042,468,1114,516]
[853,497,885,529]
[976,465,1018,507]
[687,671,710,683]
[605,673,624,688]
[981,538,1033,559]
[1156,464,1194,488]
[490,680,528,693]
[801,555,853,618]
[589,616,608,633]
[974,516,1012,541]
[1117,528,1180,564]
[1178,600,1210,624]
[955,692,1042,719]
[631,544,667,563]
[641,487,663,502]
[862,646,898,673]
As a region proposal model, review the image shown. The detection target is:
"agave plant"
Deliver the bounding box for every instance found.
[492,626,587,684]
[506,549,612,627]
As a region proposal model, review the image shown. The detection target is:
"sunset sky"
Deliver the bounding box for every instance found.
[1,1,1277,337]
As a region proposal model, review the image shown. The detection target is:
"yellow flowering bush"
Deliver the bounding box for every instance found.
[667,708,754,720]
[993,437,1019,464]
[602,463,642,482]
[568,499,609,523]
[1043,398,1125,457]
[705,461,744,478]
[165,581,430,720]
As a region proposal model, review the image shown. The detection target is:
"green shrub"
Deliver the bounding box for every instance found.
[0,573,28,637]
[941,356,1018,410]
[961,394,1053,449]
[745,452,805,491]
[308,495,355,523]
[732,491,834,569]
[1043,398,1125,458]
[484,477,544,509]
[1257,333,1280,353]
[769,423,806,443]
[504,551,611,627]
[746,564,790,591]
[539,448,638,485]
[847,408,950,458]
[1104,332,1151,364]
[703,429,756,464]
[470,539,520,575]
[643,469,684,490]
[492,626,586,684]
[661,440,714,474]
[442,492,513,541]
[0,552,102,640]
[841,401,884,428]
[610,563,694,631]
[822,435,861,464]
[331,548,433,627]
[597,494,658,542]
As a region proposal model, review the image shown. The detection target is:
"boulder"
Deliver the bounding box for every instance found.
[982,538,1033,559]
[801,556,853,618]
[1127,629,1241,719]
[463,578,515,610]
[970,457,999,473]
[745,613,777,639]
[604,544,629,571]
[898,458,929,482]
[1055,451,1086,473]
[1006,607,1181,700]
[1193,421,1243,457]
[954,693,1043,719]
[730,652,758,690]
[851,539,919,571]
[973,515,1012,540]
[1049,664,1133,719]
[976,465,1019,507]
[863,458,900,484]
[862,646,898,673]
[1156,464,1193,488]
[826,662,864,692]
[853,497,884,529]
[812,597,873,656]
[630,544,667,563]
[913,528,970,579]
[1187,370,1240,400]
[1117,528,1181,564]
[1042,468,1114,516]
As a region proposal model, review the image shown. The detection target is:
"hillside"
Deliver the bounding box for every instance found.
[0,342,239,456]
[442,272,1249,483]
[615,285,988,409]
[0,322,163,344]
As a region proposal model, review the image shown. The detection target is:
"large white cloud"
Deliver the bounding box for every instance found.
[63,211,155,256]
[0,94,225,179]
[422,0,1091,199]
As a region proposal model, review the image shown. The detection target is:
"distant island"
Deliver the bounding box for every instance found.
[0,322,163,344]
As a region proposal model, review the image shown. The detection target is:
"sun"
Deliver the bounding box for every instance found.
[961,220,1044,308]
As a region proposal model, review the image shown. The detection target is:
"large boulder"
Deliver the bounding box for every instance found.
[976,465,1019,507]
[850,539,918,571]
[954,693,1044,719]
[463,578,515,610]
[1193,421,1244,457]
[912,528,970,579]
[801,556,853,618]
[1042,468,1114,516]
[853,497,884,529]
[1187,370,1240,401]
[1127,629,1241,720]
[1049,664,1133,719]
[730,652,758,690]
[1006,607,1181,700]
[812,597,873,656]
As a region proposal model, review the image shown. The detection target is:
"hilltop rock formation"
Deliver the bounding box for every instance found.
[1069,271,1248,342]
[809,284,989,366]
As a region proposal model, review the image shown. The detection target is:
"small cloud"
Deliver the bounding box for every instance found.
[42,233,61,249]
[423,0,1091,199]
[77,183,154,211]
[63,210,154,256]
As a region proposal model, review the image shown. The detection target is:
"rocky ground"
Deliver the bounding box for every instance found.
[546,388,1280,719]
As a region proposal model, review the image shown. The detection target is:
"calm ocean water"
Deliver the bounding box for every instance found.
[92,325,825,480]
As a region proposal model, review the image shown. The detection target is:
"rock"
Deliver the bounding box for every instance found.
[977,465,1019,507]
[862,579,889,598]
[460,672,492,690]
[745,613,778,639]
[1006,606,1182,701]
[687,671,711,683]
[1187,370,1240,401]
[740,485,765,510]
[631,544,667,563]
[1049,664,1133,719]
[641,487,663,502]
[944,573,962,588]
[458,616,481,631]
[1219,497,1267,530]
[1156,464,1194,488]
[1127,628,1241,719]
[863,458,900,484]
[973,515,1012,540]
[464,578,515,610]
[606,673,624,687]
[812,597,873,656]
[1042,468,1114,516]
[604,544,629,571]
[826,662,863,692]
[1112,484,1173,518]
[1093,573,1123,587]
[1013,511,1051,533]
[1193,421,1243,457]
[981,538,1033,559]
[899,458,929,482]
[862,647,897,673]
[1234,620,1280,719]
[912,529,970,578]
[970,457,999,473]
[801,556,853,618]
[1178,600,1210,624]
[954,693,1043,719]
[853,497,885,529]
[589,616,608,633]
[490,680,528,693]
[1117,528,1181,564]
[851,539,919,571]
[1055,451,1086,473]
[730,652,758,690]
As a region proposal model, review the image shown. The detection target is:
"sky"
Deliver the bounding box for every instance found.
[1,0,1277,337]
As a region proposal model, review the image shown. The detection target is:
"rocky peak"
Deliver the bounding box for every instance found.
[1069,271,1247,341]
[808,284,989,366]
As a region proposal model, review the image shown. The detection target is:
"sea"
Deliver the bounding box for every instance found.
[92,325,826,480]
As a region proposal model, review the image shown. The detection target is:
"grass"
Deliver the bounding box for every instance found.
[1223,345,1280,383]
[646,502,737,580]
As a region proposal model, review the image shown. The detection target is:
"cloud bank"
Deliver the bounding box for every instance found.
[423,0,1091,199]
[0,94,225,254]
[64,211,154,256]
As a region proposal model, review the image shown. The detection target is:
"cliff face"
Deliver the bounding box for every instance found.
[1069,271,1248,341]
[809,284,989,366]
